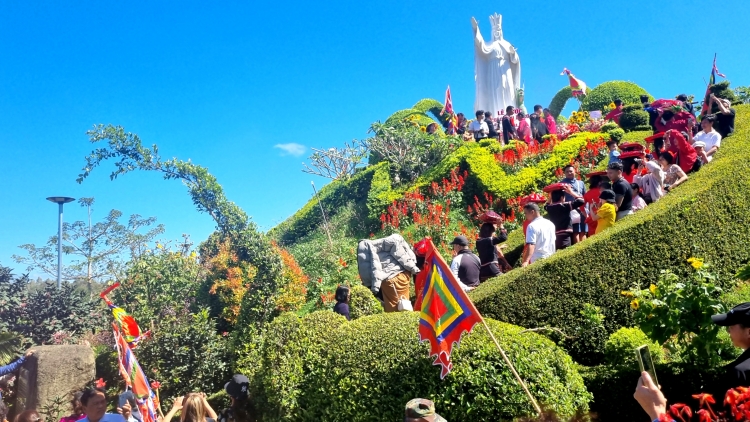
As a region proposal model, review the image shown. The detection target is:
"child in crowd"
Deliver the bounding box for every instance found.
[592,189,617,234]
[607,139,621,164]
[630,183,647,212]
[333,285,351,321]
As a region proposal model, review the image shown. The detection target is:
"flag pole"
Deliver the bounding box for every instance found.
[478,317,543,415]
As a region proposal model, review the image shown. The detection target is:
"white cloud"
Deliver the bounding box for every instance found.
[274,143,307,157]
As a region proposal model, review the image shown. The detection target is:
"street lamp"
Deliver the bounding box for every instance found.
[46,196,75,288]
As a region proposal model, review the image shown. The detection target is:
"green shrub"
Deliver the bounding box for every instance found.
[634,124,653,132]
[412,98,446,124]
[619,105,650,132]
[608,128,625,143]
[136,309,231,400]
[479,138,504,154]
[600,122,618,134]
[246,311,591,421]
[604,327,664,368]
[581,81,653,113]
[721,280,750,307]
[270,163,382,243]
[470,105,750,362]
[348,284,383,319]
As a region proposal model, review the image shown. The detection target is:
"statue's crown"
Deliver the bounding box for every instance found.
[489,13,503,29]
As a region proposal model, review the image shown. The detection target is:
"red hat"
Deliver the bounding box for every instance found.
[478,210,503,224]
[585,170,607,178]
[542,183,567,193]
[644,132,665,143]
[413,239,428,257]
[619,142,645,152]
[619,150,646,159]
[520,192,546,206]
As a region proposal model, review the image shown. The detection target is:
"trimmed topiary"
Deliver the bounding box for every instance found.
[348,284,383,319]
[604,327,664,369]
[600,122,618,134]
[619,104,650,132]
[470,105,750,362]
[548,86,592,118]
[412,98,447,124]
[608,128,625,143]
[246,311,591,421]
[581,81,653,113]
[634,124,653,132]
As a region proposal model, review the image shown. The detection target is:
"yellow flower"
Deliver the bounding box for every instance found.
[608,102,616,109]
[687,257,704,270]
[420,126,427,133]
[630,299,640,310]
[621,290,634,298]
[156,243,163,249]
[649,284,657,295]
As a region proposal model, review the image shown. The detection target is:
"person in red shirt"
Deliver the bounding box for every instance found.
[664,129,699,174]
[654,109,694,134]
[604,99,624,125]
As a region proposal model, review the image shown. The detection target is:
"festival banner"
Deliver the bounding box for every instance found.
[701,54,726,116]
[417,238,482,379]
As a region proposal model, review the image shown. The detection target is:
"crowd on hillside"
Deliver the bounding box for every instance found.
[445,104,559,144]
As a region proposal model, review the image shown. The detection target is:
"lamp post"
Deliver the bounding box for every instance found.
[46,196,75,288]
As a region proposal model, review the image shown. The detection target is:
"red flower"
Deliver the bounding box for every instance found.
[669,404,692,422]
[95,378,106,388]
[150,381,161,390]
[339,257,348,268]
[696,409,712,422]
[692,393,716,408]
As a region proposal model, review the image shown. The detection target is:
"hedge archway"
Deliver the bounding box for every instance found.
[548,86,590,118]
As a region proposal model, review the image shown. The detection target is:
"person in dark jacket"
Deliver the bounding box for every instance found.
[710,303,750,399]
[544,185,585,250]
[530,113,549,143]
[475,223,508,282]
[501,105,516,145]
[333,285,350,321]
[448,236,481,290]
[484,111,499,139]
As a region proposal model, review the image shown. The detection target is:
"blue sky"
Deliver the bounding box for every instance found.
[2,1,749,276]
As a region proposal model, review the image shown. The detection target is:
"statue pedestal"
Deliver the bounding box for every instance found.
[15,346,95,416]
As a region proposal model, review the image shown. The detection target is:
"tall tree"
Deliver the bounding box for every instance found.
[76,125,283,335]
[13,197,164,285]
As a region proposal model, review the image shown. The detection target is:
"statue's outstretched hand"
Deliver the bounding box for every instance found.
[471,17,478,31]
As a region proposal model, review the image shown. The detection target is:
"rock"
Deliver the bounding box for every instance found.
[15,346,95,416]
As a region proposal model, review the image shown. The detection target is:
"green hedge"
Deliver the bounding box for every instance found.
[412,98,447,124]
[270,163,385,244]
[348,284,383,319]
[619,104,649,132]
[244,311,591,421]
[581,81,653,113]
[470,105,750,362]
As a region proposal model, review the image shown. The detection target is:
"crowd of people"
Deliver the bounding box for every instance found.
[0,374,251,422]
[446,104,558,145]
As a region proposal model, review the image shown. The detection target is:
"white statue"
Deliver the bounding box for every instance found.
[472,14,522,115]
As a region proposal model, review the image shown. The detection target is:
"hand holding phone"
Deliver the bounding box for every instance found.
[636,345,659,387]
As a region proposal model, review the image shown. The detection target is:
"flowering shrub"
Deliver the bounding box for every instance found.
[659,388,750,421]
[272,242,309,313]
[204,239,257,325]
[380,168,467,248]
[623,258,729,366]
[494,137,561,174]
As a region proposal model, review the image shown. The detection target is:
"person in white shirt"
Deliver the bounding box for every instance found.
[692,115,722,162]
[521,203,557,267]
[468,110,489,140]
